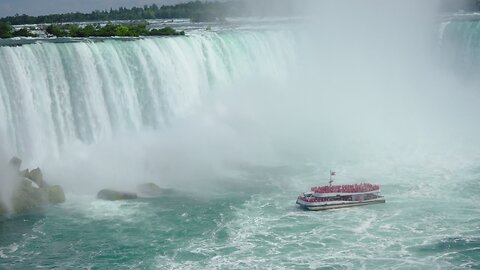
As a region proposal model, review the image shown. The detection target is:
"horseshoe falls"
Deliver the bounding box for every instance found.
[0,31,296,162]
[0,16,479,270]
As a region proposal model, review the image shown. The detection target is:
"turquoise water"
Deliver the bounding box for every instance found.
[0,29,297,161]
[1,161,479,269]
[1,16,480,270]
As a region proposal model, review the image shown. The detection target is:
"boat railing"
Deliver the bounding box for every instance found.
[298,191,382,203]
[298,195,354,203]
[313,189,380,197]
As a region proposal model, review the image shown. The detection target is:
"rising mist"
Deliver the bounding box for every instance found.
[1,0,479,196]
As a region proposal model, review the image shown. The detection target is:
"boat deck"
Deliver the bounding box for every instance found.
[296,197,385,211]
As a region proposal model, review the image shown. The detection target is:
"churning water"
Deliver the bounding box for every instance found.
[0,13,479,270]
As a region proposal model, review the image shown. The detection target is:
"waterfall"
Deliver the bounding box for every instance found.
[0,30,297,162]
[439,18,480,72]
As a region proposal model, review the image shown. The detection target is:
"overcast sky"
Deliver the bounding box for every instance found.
[0,0,192,17]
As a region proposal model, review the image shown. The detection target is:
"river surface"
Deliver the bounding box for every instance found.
[1,160,479,269]
[0,16,479,269]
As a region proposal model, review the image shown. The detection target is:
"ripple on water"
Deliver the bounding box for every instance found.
[1,162,479,269]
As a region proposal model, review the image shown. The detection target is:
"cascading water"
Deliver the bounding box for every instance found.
[0,31,297,163]
[0,13,479,269]
[439,18,480,73]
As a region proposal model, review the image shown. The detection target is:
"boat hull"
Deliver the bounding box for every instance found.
[296,197,385,211]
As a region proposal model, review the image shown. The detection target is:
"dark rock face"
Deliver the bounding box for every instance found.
[11,179,49,213]
[45,185,66,204]
[137,183,174,197]
[1,157,65,215]
[97,189,138,201]
[0,202,7,215]
[9,156,22,171]
[10,180,66,213]
[137,182,166,197]
[26,168,46,188]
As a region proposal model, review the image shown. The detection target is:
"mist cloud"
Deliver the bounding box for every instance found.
[2,0,479,195]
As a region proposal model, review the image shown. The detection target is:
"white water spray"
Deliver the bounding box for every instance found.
[0,1,479,194]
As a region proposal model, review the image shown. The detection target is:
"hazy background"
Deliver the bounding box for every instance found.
[0,0,477,18]
[36,0,480,194]
[0,0,479,195]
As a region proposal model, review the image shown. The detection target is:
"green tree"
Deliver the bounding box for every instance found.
[114,25,131,36]
[45,24,68,37]
[0,21,12,38]
[12,28,37,37]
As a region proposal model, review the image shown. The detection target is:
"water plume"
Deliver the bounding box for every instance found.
[0,150,20,213]
[1,1,480,195]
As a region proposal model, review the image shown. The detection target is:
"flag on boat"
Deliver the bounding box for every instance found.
[329,170,335,186]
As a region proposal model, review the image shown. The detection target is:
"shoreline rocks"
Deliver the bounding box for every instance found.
[26,168,46,188]
[46,185,66,204]
[0,202,6,215]
[137,182,167,197]
[1,157,65,215]
[97,189,138,201]
[96,182,170,201]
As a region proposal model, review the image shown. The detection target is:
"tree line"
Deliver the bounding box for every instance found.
[0,0,302,25]
[0,21,185,39]
[45,23,184,38]
[0,1,230,25]
[2,0,477,27]
[0,22,36,38]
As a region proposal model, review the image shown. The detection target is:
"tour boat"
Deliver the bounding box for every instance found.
[296,171,385,211]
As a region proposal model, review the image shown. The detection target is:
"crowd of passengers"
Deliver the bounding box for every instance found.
[299,193,380,203]
[310,183,379,194]
[299,196,354,203]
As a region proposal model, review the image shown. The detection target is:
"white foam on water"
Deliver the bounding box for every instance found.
[0,243,19,259]
[60,193,155,223]
[150,157,479,269]
[1,10,479,268]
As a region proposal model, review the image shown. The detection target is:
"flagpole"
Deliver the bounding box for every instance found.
[329,170,333,186]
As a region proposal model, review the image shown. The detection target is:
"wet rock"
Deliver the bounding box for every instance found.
[97,189,138,201]
[26,167,47,188]
[137,182,167,197]
[11,178,49,213]
[1,157,65,215]
[5,179,66,214]
[9,156,22,171]
[19,169,29,178]
[44,185,65,204]
[0,203,6,215]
